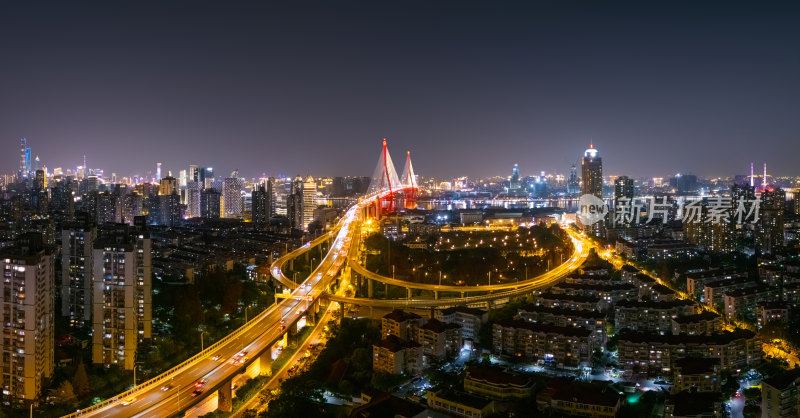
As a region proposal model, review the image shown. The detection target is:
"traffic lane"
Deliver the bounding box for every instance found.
[81,208,362,417]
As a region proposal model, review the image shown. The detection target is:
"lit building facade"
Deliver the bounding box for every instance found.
[0,234,54,404]
[91,224,151,370]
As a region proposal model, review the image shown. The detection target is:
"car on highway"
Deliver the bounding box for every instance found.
[212,354,223,361]
[122,397,136,406]
[191,379,207,396]
[231,350,248,364]
[160,384,173,391]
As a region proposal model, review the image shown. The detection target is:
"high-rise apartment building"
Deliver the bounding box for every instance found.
[92,224,151,370]
[158,176,177,196]
[758,188,785,254]
[121,193,143,225]
[614,176,633,204]
[61,215,97,327]
[287,177,304,230]
[201,189,221,219]
[186,181,202,218]
[302,176,316,230]
[158,193,182,227]
[0,233,54,404]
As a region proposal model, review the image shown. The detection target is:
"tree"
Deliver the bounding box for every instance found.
[72,361,90,397]
[743,404,761,418]
[53,381,77,406]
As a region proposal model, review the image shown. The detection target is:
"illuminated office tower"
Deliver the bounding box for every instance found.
[580,144,604,237]
[18,137,32,180]
[202,167,214,190]
[303,175,316,230]
[156,162,162,181]
[581,144,603,198]
[179,169,187,187]
[509,164,521,192]
[91,224,151,370]
[274,177,292,216]
[0,233,54,404]
[267,177,276,217]
[287,177,304,230]
[188,165,199,183]
[222,177,244,218]
[61,215,96,327]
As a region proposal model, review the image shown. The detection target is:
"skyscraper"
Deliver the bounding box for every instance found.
[581,144,602,198]
[34,169,46,191]
[613,176,635,227]
[92,224,151,370]
[0,233,54,403]
[580,144,605,237]
[758,188,785,254]
[509,164,521,192]
[201,189,221,219]
[158,193,182,227]
[156,162,162,181]
[96,191,120,224]
[567,164,580,195]
[274,176,292,216]
[303,175,317,230]
[19,137,32,180]
[614,176,634,204]
[222,177,244,218]
[186,181,202,218]
[287,177,304,230]
[159,175,177,196]
[252,182,272,228]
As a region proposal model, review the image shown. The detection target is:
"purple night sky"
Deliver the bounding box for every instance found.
[1,1,799,179]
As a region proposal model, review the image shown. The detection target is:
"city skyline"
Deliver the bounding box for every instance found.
[3,137,795,184]
[2,1,800,178]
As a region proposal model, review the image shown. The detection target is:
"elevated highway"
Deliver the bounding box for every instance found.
[63,198,368,418]
[326,227,590,308]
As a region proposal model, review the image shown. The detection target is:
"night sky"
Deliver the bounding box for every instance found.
[1,1,799,180]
